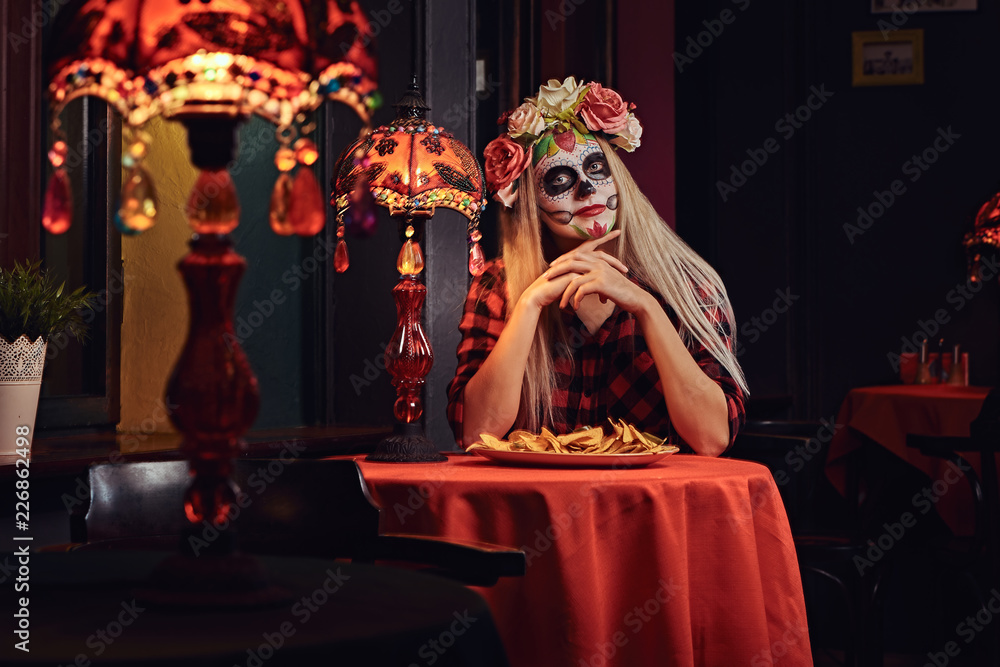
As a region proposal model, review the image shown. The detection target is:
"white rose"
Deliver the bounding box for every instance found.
[532,77,587,117]
[610,113,643,152]
[507,103,546,139]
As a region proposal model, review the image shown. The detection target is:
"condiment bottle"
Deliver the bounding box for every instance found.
[946,344,966,386]
[915,339,934,385]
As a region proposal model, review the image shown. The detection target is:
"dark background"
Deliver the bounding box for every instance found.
[675,0,1000,423]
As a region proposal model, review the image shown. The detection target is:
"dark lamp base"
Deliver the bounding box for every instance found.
[135,529,291,608]
[366,422,446,463]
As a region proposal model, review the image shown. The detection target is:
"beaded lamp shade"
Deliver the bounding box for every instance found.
[44,0,381,237]
[331,82,486,462]
[963,190,1000,283]
[41,0,381,604]
[332,82,487,276]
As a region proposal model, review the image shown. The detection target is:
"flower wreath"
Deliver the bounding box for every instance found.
[483,76,643,208]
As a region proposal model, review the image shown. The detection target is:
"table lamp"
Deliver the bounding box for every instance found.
[964,189,1000,284]
[43,0,378,604]
[332,80,486,462]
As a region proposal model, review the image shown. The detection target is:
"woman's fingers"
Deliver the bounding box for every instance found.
[546,250,628,278]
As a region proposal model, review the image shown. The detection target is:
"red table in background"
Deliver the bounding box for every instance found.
[353,453,813,667]
[826,385,994,536]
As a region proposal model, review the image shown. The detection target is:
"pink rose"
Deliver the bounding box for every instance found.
[578,83,629,134]
[483,135,530,206]
[507,102,546,139]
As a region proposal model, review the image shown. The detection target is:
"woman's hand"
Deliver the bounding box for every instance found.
[543,231,652,314]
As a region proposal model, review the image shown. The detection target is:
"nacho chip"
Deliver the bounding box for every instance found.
[467,421,677,455]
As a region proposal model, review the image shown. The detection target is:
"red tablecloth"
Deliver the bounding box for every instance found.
[826,385,993,535]
[353,453,812,667]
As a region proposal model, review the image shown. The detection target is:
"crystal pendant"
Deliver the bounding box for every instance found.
[186,169,240,234]
[397,239,425,275]
[42,169,72,234]
[113,211,139,236]
[118,166,158,233]
[469,242,486,276]
[294,138,319,166]
[345,178,377,237]
[334,239,350,273]
[269,172,294,236]
[289,167,326,236]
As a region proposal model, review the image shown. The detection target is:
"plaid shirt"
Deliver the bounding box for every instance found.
[447,259,746,452]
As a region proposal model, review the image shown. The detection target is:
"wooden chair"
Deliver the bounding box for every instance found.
[77,458,525,587]
[905,434,998,664]
[729,427,886,667]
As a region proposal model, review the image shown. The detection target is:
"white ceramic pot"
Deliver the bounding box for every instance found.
[0,335,47,456]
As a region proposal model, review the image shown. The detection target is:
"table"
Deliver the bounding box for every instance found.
[355,453,813,667]
[826,385,994,536]
[0,550,509,666]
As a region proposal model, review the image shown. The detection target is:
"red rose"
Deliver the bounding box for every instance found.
[578,83,629,134]
[483,135,530,195]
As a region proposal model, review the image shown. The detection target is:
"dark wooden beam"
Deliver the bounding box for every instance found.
[0,0,43,267]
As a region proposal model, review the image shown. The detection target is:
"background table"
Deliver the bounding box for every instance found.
[1,551,509,666]
[355,453,812,667]
[826,384,994,536]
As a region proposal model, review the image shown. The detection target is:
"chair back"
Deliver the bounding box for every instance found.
[85,458,382,556]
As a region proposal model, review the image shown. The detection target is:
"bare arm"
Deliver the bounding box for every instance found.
[632,295,730,456]
[459,292,545,447]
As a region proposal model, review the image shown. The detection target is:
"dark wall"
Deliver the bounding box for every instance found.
[676,0,1000,421]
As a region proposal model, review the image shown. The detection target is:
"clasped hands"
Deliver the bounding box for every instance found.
[524,230,652,316]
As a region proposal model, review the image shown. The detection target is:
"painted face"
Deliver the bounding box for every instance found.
[534,136,619,242]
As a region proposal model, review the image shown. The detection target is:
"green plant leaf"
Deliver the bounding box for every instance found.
[0,261,98,342]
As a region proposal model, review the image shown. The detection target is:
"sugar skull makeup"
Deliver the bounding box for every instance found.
[534,133,618,241]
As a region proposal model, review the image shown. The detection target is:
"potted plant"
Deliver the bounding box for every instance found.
[0,261,96,455]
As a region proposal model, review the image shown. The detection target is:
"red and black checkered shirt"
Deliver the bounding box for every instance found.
[446,259,747,452]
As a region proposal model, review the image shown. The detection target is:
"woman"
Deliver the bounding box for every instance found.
[447,77,747,456]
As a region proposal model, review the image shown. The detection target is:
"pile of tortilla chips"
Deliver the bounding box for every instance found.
[468,419,679,455]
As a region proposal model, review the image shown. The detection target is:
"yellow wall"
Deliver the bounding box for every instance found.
[119,117,193,433]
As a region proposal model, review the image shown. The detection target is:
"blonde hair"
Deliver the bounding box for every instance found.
[499,135,748,431]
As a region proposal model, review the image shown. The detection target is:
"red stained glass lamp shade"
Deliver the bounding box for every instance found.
[332,82,486,461]
[45,0,380,236]
[42,0,379,602]
[964,190,1000,283]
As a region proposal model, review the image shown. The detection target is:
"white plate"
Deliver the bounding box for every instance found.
[471,447,679,468]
